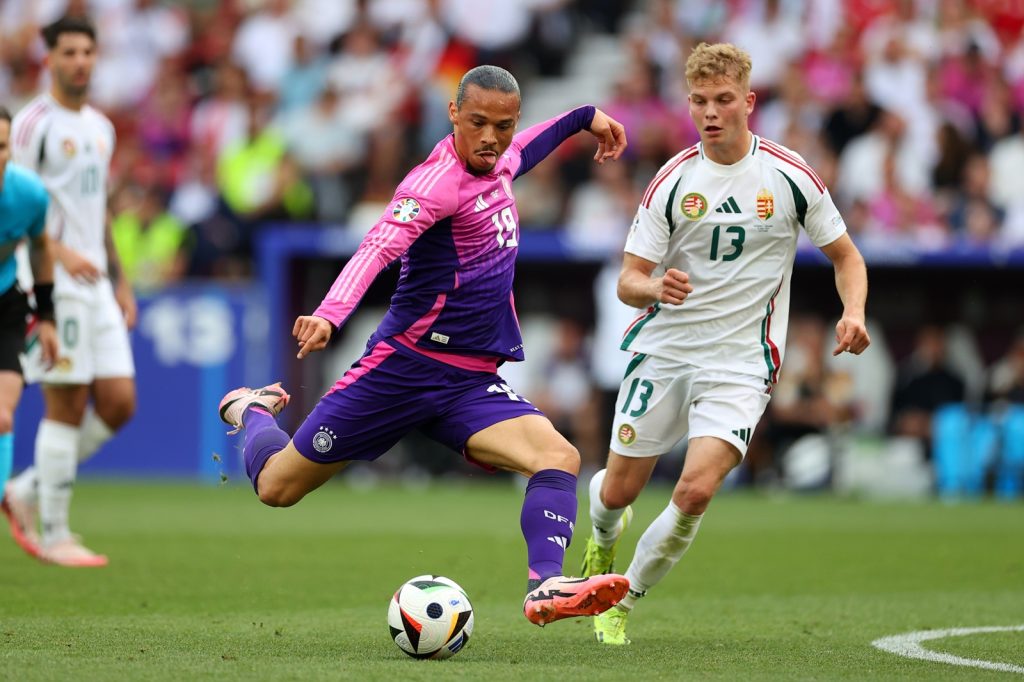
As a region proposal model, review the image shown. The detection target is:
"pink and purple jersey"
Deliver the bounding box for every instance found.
[313,105,596,369]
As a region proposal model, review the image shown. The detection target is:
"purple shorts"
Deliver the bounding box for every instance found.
[292,339,543,467]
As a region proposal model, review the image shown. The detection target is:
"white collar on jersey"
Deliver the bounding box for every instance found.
[699,134,758,176]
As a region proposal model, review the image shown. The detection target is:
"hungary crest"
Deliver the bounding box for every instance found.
[681,192,708,220]
[617,424,637,446]
[756,189,774,221]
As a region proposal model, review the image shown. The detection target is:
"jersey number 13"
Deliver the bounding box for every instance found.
[709,225,745,261]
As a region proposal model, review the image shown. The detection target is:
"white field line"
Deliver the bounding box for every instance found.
[872,625,1024,674]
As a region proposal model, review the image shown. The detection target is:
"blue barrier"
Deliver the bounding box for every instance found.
[966,415,999,496]
[933,404,971,498]
[999,406,1024,500]
[12,283,267,481]
[933,403,1024,499]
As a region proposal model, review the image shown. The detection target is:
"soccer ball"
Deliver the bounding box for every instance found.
[387,575,474,659]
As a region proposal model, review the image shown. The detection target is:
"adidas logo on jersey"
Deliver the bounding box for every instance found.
[474,194,491,212]
[715,196,742,213]
[731,428,752,445]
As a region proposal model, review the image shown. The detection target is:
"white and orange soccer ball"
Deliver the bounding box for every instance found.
[387,575,474,659]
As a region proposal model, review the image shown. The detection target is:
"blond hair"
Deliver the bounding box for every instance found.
[685,43,752,90]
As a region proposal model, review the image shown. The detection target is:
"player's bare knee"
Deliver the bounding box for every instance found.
[98,399,135,431]
[673,477,716,513]
[0,407,13,434]
[601,486,638,510]
[45,388,89,423]
[256,479,304,508]
[672,490,713,515]
[257,489,297,508]
[544,442,580,475]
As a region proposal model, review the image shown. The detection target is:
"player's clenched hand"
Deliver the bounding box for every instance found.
[293,315,333,359]
[833,315,870,356]
[658,268,693,305]
[587,108,627,164]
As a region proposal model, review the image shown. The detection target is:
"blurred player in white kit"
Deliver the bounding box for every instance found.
[3,15,137,567]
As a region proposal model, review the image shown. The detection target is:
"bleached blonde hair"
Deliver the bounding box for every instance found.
[685,42,752,90]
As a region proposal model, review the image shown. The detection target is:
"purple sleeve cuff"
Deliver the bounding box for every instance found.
[514,105,596,179]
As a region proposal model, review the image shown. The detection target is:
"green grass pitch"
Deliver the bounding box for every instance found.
[0,480,1021,681]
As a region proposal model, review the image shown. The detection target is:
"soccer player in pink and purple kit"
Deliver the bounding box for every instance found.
[218,66,630,626]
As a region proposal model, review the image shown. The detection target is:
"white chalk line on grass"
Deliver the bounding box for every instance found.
[872,625,1024,674]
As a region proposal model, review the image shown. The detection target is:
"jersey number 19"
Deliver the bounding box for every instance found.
[492,207,519,248]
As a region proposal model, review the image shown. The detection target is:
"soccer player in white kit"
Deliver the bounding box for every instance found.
[3,16,137,567]
[580,43,871,644]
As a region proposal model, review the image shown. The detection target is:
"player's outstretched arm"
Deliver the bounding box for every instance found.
[586,109,627,164]
[617,253,692,308]
[820,233,870,356]
[293,315,333,359]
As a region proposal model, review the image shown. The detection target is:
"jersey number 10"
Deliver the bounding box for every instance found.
[81,165,100,195]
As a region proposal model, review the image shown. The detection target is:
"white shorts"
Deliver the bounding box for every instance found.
[22,278,135,385]
[609,354,771,459]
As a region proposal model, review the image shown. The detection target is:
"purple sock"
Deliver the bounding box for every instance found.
[520,469,578,584]
[242,407,290,494]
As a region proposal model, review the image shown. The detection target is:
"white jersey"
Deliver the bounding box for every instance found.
[621,135,846,383]
[10,93,115,299]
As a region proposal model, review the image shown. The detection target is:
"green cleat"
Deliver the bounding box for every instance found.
[594,604,631,645]
[581,505,633,577]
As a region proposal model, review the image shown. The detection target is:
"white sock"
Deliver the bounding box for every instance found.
[77,407,114,465]
[589,468,627,549]
[10,408,114,505]
[8,464,38,503]
[36,419,79,545]
[620,502,703,611]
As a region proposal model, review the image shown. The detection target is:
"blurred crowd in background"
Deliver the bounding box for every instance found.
[2,0,1023,491]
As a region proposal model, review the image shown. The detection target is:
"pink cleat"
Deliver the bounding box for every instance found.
[218,382,291,434]
[523,574,629,627]
[1,483,42,560]
[40,537,109,568]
